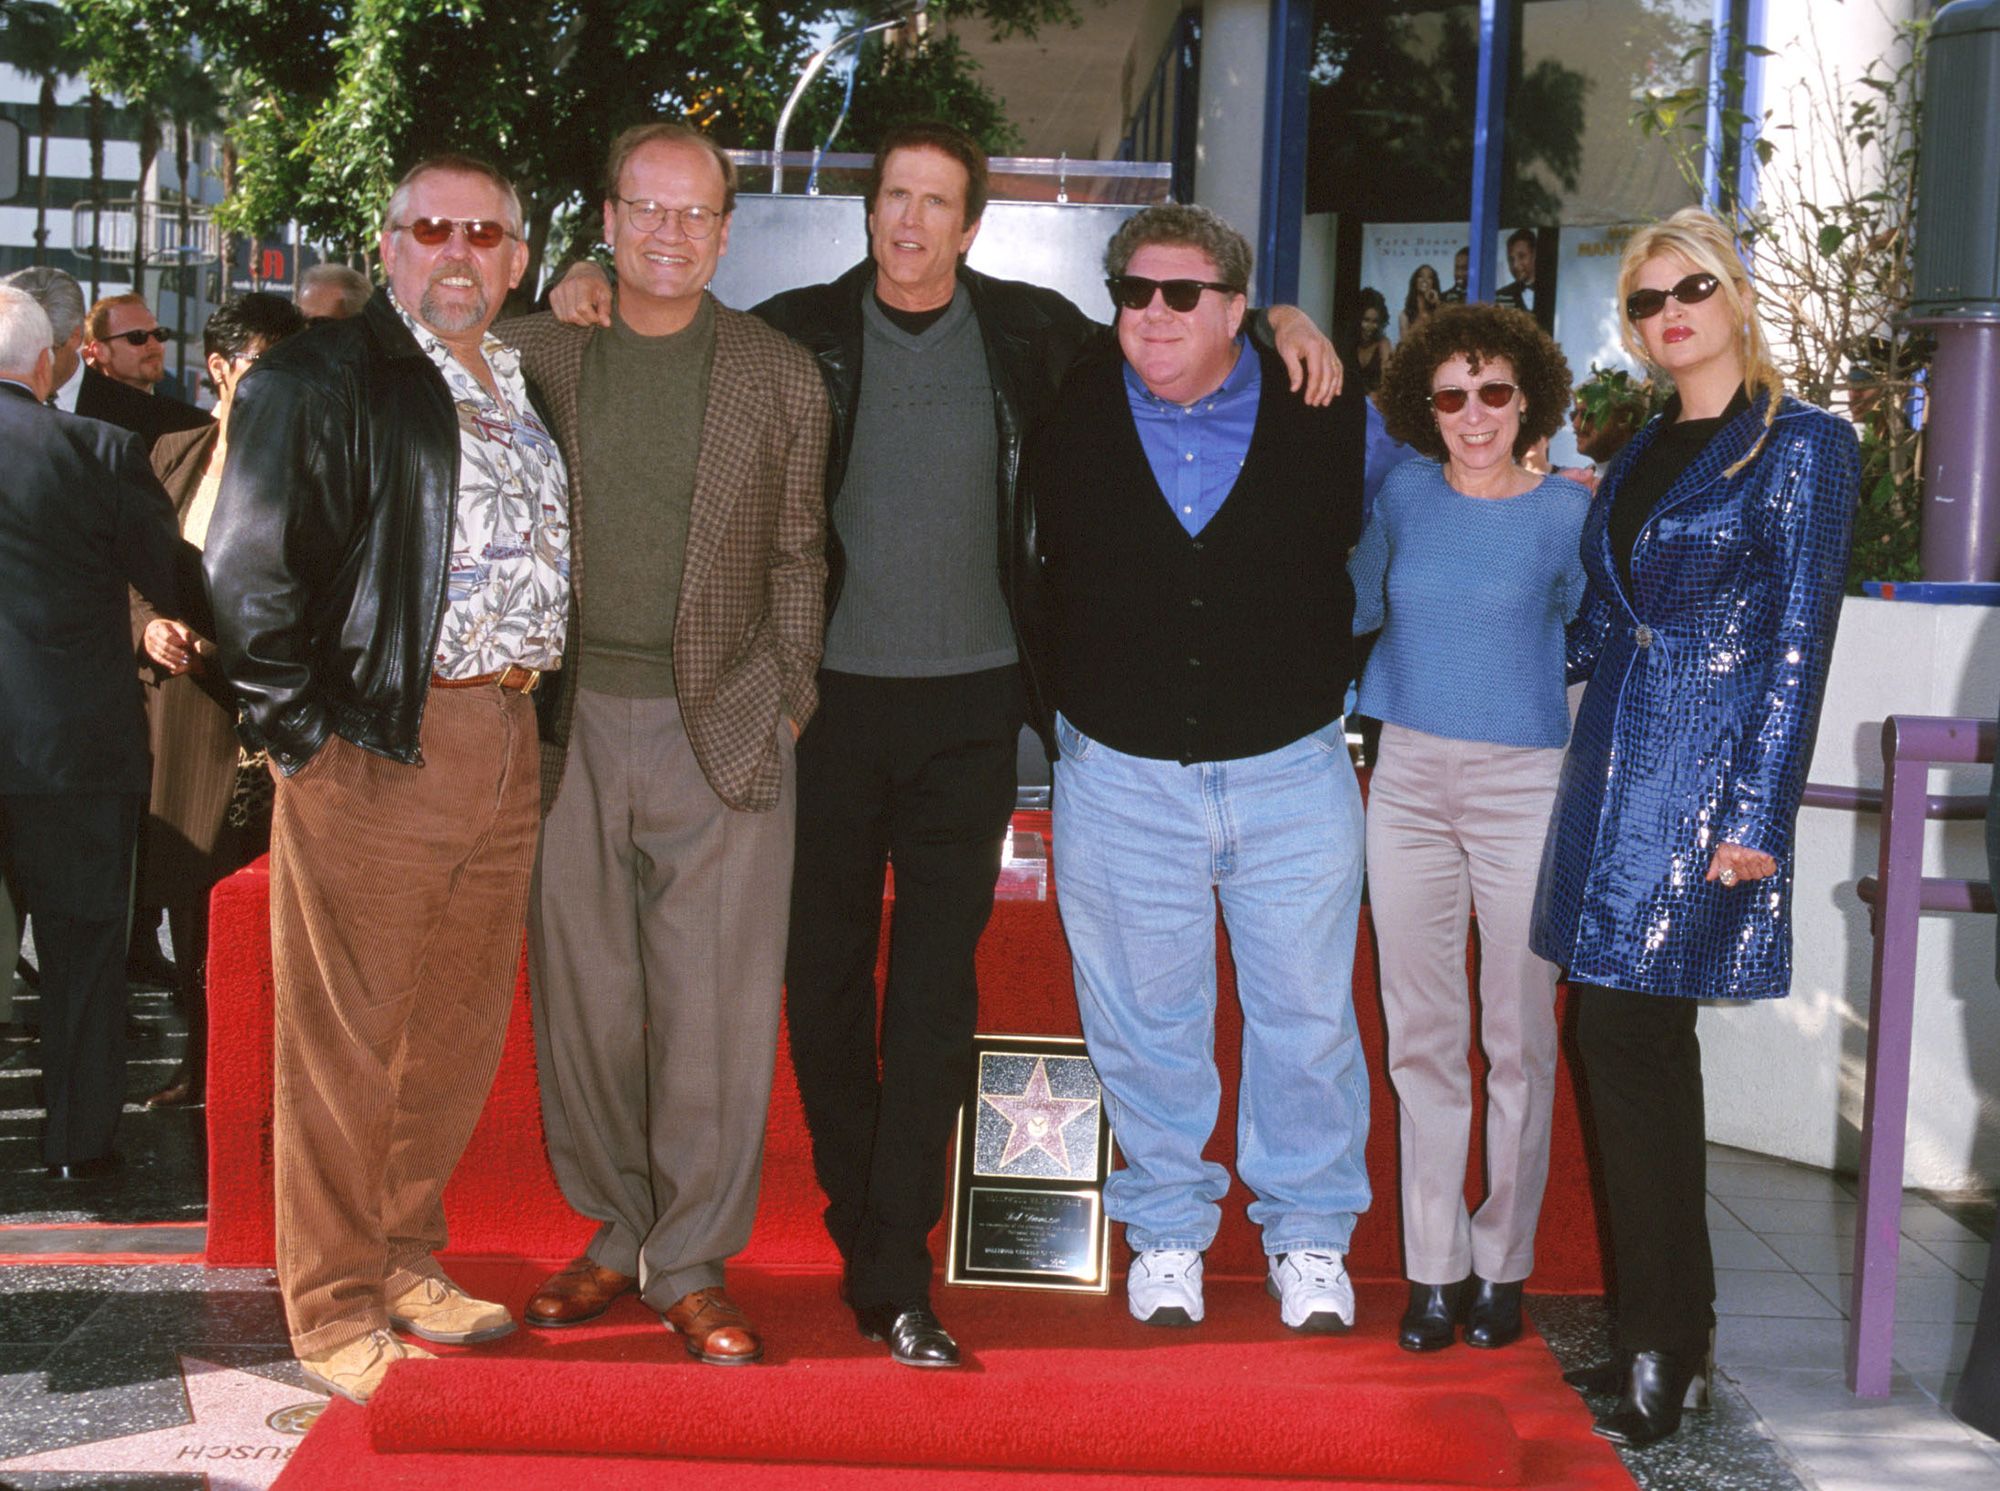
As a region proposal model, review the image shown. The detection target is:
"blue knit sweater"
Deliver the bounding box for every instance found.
[1349,458,1589,749]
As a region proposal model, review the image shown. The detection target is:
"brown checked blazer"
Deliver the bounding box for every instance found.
[499,300,830,814]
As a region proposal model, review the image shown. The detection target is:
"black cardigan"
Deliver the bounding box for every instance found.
[1024,343,1367,763]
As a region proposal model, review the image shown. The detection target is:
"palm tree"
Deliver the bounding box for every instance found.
[0,1,82,266]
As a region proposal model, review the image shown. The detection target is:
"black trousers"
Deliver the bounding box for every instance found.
[1573,981,1716,1360]
[0,792,141,1164]
[785,666,1023,1309]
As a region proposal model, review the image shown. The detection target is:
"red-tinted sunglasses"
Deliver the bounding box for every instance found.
[1428,381,1517,414]
[395,217,514,250]
[1625,272,1721,322]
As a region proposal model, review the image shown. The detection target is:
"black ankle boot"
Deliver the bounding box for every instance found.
[1397,1278,1467,1353]
[1591,1341,1715,1448]
[1462,1276,1523,1349]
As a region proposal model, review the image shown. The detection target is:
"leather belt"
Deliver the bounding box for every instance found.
[432,663,543,693]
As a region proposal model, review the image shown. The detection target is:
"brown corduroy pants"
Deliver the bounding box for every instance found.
[268,685,540,1357]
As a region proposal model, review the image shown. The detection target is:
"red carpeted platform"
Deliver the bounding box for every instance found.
[203,844,1606,1288]
[270,1269,1638,1490]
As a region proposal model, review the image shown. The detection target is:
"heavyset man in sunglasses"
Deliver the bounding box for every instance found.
[1025,202,1371,1337]
[203,153,572,1405]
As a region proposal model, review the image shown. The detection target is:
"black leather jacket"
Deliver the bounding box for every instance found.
[204,293,469,773]
[753,261,1101,743]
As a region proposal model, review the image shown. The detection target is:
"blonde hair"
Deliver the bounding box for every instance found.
[1617,207,1782,475]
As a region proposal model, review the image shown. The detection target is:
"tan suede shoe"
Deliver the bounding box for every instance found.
[387,1275,517,1345]
[298,1329,435,1404]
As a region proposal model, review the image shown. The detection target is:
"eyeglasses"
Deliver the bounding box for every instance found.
[1625,272,1721,322]
[394,218,515,249]
[105,327,172,347]
[615,198,723,238]
[1428,381,1518,414]
[1106,276,1240,313]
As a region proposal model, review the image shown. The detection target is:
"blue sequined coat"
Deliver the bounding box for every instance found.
[1531,394,1859,1000]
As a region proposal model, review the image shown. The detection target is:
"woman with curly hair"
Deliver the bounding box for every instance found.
[1533,208,1857,1449]
[1349,303,1585,1358]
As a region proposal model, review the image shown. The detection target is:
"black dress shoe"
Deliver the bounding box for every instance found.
[1592,1345,1715,1448]
[1398,1278,1467,1353]
[1563,1355,1628,1395]
[46,1153,124,1182]
[1463,1276,1524,1349]
[855,1303,961,1368]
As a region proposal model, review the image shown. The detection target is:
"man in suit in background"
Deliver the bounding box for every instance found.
[503,122,829,1366]
[78,293,214,450]
[0,285,203,1180]
[1,267,87,412]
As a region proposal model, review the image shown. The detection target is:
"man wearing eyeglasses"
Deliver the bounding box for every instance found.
[77,294,215,450]
[1026,203,1371,1338]
[497,123,828,1368]
[203,153,571,1405]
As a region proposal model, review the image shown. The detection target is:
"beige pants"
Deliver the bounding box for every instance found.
[528,689,794,1310]
[1367,721,1564,1285]
[269,685,540,1356]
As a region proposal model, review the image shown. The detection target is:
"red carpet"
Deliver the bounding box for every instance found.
[203,846,1606,1289]
[270,1270,1637,1490]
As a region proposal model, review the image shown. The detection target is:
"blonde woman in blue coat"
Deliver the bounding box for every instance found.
[1531,208,1858,1449]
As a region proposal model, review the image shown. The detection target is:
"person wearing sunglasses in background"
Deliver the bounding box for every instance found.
[1347,303,1585,1359]
[1025,203,1370,1338]
[78,293,216,451]
[1533,207,1858,1449]
[203,154,571,1404]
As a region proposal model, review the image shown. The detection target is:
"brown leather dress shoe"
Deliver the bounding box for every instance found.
[662,1286,762,1365]
[524,1256,637,1328]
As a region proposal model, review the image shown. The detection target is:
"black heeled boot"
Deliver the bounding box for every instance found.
[1397,1278,1468,1353]
[1462,1276,1524,1349]
[1592,1339,1716,1448]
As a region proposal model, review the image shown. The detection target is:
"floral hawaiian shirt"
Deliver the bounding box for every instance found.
[394,296,571,679]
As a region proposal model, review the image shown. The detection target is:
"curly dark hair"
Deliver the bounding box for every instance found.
[1378,302,1572,462]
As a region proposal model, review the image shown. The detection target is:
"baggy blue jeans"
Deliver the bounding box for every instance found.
[1051,713,1370,1256]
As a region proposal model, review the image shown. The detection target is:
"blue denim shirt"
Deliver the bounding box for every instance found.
[1123,340,1261,536]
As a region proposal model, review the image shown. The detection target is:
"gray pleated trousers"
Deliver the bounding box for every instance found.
[1367,721,1564,1286]
[528,688,794,1310]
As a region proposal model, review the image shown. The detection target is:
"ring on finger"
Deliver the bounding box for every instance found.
[1719,867,1739,887]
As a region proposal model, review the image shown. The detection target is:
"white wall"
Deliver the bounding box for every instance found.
[1703,597,2000,1191]
[1193,0,1267,245]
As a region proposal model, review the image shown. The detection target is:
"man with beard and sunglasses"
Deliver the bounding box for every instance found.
[203,154,571,1405]
[1024,203,1370,1337]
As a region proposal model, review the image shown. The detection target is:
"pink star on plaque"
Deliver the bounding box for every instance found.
[982,1057,1097,1171]
[0,1355,327,1490]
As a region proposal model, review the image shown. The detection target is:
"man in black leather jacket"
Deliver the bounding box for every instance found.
[554,119,1336,1366]
[204,154,572,1406]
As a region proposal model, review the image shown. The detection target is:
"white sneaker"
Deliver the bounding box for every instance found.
[1267,1250,1354,1334]
[1127,1247,1204,1326]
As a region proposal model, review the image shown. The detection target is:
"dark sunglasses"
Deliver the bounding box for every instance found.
[1428,381,1518,414]
[1625,272,1721,322]
[1106,275,1239,313]
[395,217,514,249]
[106,326,172,347]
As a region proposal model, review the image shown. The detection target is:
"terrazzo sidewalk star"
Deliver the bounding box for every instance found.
[0,1354,326,1489]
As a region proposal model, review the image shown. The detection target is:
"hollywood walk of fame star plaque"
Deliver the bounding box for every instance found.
[946,1033,1113,1292]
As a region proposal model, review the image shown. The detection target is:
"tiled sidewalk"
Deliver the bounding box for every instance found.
[1702,1144,1996,1490]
